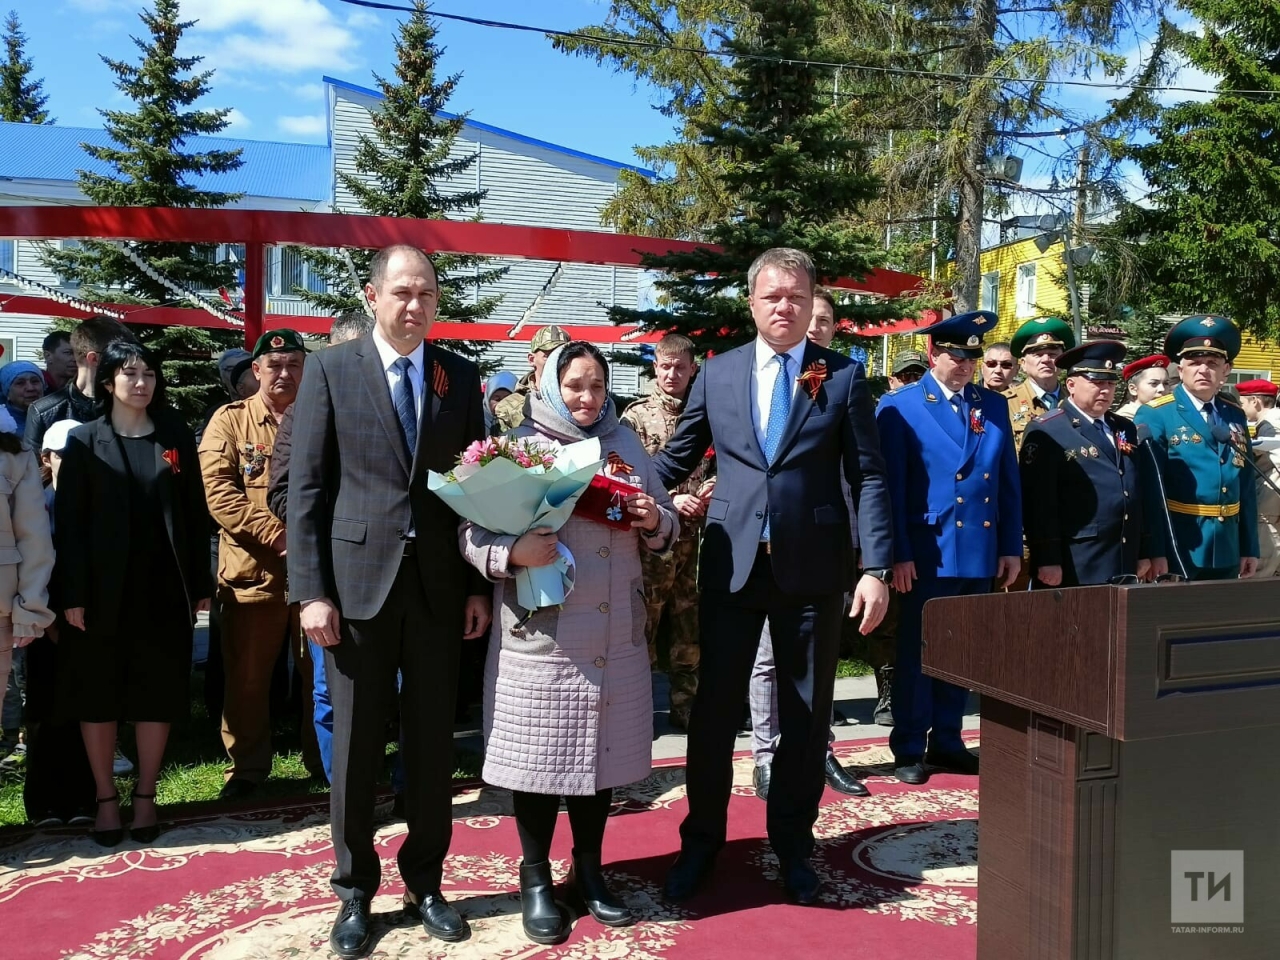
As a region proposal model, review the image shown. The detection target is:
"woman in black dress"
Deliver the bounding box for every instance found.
[56,342,211,845]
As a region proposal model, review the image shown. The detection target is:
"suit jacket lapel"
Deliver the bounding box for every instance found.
[411,345,441,480]
[958,383,983,465]
[734,345,768,469]
[921,372,965,448]
[357,337,412,478]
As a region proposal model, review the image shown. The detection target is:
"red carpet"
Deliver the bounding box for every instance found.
[1,736,977,959]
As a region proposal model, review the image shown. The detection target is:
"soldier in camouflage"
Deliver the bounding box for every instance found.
[492,324,571,435]
[621,334,713,730]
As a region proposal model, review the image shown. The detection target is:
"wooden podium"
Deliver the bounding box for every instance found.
[922,580,1280,960]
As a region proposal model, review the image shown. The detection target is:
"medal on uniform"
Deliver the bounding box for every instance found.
[1117,432,1135,456]
[970,409,985,434]
[1089,445,1100,458]
[241,441,268,477]
[1192,434,1202,443]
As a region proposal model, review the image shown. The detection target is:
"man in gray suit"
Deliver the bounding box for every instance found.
[288,245,492,957]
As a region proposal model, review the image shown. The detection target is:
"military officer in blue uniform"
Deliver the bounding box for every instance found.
[1135,316,1260,581]
[1019,341,1148,586]
[876,310,1022,785]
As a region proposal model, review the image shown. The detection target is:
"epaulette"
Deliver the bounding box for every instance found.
[1037,408,1066,422]
[1220,394,1242,409]
[1149,394,1176,408]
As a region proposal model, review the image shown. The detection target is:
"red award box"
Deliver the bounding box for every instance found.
[574,473,642,530]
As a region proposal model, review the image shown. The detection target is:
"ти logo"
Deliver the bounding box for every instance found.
[1171,851,1243,925]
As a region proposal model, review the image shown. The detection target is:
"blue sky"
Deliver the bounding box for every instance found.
[13,0,679,167]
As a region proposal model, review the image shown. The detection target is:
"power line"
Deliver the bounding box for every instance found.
[332,0,1272,98]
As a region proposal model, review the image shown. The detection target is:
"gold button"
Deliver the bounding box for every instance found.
[984,497,990,504]
[593,656,606,667]
[1123,491,1129,498]
[598,602,610,613]
[1121,537,1127,543]
[1217,517,1225,523]
[984,473,990,479]
[956,473,963,480]
[598,547,610,558]
[957,496,964,504]
[1124,514,1129,521]
[1222,487,1228,494]
[956,521,964,528]
[983,521,991,528]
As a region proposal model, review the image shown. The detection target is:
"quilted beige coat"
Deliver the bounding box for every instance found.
[0,442,55,639]
[460,399,676,796]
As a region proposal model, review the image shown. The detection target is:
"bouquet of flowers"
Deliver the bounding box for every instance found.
[428,435,604,610]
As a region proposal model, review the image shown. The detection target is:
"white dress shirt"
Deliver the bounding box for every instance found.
[750,337,808,453]
[371,326,426,424]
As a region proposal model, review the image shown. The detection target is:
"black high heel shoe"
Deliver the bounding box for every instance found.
[130,792,161,844]
[92,793,124,848]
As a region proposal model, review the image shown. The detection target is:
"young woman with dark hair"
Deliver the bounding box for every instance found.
[54,341,211,846]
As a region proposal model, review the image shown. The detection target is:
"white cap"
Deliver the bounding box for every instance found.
[42,419,81,453]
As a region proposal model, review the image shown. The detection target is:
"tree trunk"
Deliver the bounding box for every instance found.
[951,0,998,312]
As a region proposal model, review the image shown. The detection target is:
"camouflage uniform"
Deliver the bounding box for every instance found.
[492,371,535,435]
[621,385,713,727]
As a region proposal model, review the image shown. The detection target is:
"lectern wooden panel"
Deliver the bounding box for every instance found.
[923,581,1280,960]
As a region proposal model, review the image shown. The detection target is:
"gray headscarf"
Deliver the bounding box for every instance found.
[527,343,618,442]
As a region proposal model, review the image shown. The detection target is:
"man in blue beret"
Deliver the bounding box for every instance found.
[1019,341,1148,586]
[876,310,1022,784]
[1134,316,1259,581]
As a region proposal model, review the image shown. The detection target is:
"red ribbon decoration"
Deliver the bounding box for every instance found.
[162,448,181,474]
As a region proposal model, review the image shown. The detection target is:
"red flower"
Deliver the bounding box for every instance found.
[162,448,181,474]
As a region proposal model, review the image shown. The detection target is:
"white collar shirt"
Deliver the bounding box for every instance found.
[750,336,809,452]
[371,327,426,424]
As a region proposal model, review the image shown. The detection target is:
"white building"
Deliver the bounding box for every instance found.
[0,82,656,395]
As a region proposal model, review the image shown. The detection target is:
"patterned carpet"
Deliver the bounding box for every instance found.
[1,737,978,959]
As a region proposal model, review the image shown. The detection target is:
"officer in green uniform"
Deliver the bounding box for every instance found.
[1134,315,1260,581]
[1003,316,1077,455]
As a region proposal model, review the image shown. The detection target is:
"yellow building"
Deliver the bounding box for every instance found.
[955,235,1280,384]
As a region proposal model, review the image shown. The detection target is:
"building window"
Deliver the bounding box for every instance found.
[57,239,82,288]
[268,246,326,297]
[0,240,14,275]
[1228,369,1269,386]
[980,271,999,314]
[1015,263,1037,317]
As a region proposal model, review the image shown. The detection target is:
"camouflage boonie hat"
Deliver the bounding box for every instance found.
[530,324,570,353]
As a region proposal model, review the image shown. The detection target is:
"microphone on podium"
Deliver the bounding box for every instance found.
[1135,423,1191,580]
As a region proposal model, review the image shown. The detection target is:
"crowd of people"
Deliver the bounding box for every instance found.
[0,241,1269,958]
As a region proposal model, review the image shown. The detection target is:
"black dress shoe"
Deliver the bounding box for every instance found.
[219,778,258,801]
[663,846,717,902]
[566,849,634,927]
[781,859,823,905]
[926,748,980,775]
[404,890,469,942]
[832,708,849,726]
[752,763,771,801]
[329,897,372,959]
[894,761,929,785]
[129,791,162,844]
[823,756,870,797]
[91,793,124,848]
[518,860,568,944]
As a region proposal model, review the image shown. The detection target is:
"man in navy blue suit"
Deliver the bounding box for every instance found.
[651,247,894,906]
[875,311,1022,785]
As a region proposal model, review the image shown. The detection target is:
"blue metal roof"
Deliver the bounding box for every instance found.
[324,76,655,179]
[0,121,331,202]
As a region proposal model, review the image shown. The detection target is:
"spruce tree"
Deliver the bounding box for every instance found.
[41,0,244,419]
[1111,0,1280,339]
[596,0,890,355]
[0,11,50,123]
[300,0,503,364]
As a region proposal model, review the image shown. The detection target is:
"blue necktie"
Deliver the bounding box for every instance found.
[392,356,418,459]
[761,353,791,540]
[1044,390,1059,410]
